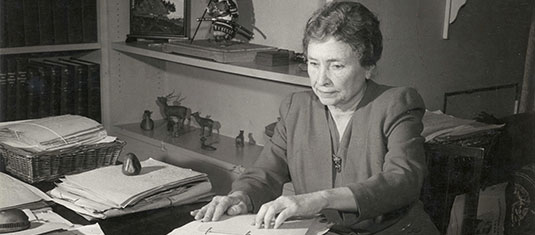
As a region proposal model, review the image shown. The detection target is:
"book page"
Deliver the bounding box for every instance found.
[168,214,331,235]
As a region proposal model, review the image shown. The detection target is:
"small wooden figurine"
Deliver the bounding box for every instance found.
[200,136,217,151]
[191,112,215,136]
[235,130,244,147]
[140,110,154,131]
[156,92,191,133]
[247,132,256,145]
[170,116,181,137]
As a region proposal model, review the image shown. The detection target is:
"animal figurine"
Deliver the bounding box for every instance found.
[170,116,181,137]
[191,112,214,136]
[235,130,244,147]
[200,136,217,151]
[247,132,256,145]
[156,92,191,132]
[140,110,154,131]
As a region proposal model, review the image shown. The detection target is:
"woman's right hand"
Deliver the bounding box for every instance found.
[190,191,251,222]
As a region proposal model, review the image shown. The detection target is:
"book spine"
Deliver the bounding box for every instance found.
[38,66,50,118]
[49,66,61,116]
[0,0,6,48]
[26,67,41,119]
[53,0,69,45]
[87,63,100,122]
[66,0,84,43]
[15,58,28,120]
[23,0,40,46]
[5,58,18,121]
[0,58,7,121]
[82,0,98,43]
[38,0,55,45]
[59,65,75,115]
[74,65,88,117]
[5,0,25,47]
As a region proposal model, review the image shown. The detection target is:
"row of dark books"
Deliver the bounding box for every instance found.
[0,56,101,123]
[0,0,97,48]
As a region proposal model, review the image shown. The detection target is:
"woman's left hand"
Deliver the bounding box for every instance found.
[254,192,328,229]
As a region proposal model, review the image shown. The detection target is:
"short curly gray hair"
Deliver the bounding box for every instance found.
[303,1,383,67]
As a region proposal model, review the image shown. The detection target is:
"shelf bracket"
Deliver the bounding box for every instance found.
[443,0,468,39]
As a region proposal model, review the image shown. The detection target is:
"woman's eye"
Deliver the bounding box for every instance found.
[331,64,344,70]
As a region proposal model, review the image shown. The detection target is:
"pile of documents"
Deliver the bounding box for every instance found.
[48,158,213,220]
[0,115,108,152]
[422,110,505,142]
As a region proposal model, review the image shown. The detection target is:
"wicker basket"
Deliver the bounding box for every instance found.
[0,139,126,183]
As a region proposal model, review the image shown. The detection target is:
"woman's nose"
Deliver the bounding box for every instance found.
[317,67,331,86]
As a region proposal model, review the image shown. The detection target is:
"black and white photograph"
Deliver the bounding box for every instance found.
[0,0,534,235]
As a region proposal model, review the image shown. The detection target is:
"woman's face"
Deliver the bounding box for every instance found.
[307,37,370,111]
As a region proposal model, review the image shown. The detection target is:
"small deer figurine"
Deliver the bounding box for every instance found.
[140,110,154,131]
[191,112,214,136]
[156,92,191,131]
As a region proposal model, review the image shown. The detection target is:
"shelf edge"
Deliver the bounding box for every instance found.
[111,42,310,87]
[0,43,101,55]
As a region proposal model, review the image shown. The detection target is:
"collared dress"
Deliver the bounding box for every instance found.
[232,80,439,234]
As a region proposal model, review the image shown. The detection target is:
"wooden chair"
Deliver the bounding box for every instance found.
[421,130,502,234]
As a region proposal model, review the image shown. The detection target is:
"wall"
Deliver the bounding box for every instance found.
[113,0,532,144]
[187,0,533,114]
[360,0,532,115]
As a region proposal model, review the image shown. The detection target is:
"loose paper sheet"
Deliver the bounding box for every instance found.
[168,214,331,235]
[0,172,51,210]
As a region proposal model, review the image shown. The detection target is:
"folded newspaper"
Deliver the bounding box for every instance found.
[0,115,108,152]
[47,158,213,220]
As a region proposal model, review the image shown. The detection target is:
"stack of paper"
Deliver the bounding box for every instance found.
[422,110,505,142]
[48,158,213,220]
[0,115,108,152]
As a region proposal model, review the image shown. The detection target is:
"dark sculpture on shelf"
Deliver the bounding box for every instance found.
[200,136,217,151]
[235,130,244,147]
[156,92,191,135]
[140,110,155,131]
[191,0,254,44]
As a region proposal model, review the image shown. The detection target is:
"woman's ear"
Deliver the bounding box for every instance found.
[365,65,375,79]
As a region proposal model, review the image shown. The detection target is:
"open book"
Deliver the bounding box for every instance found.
[168,214,331,235]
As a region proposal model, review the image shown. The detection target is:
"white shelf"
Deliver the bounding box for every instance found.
[113,120,263,170]
[0,43,101,55]
[112,42,311,87]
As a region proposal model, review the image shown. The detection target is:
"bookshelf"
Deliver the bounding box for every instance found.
[0,0,103,123]
[100,0,314,194]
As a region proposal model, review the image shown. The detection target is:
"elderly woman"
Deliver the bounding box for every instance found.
[191,2,439,234]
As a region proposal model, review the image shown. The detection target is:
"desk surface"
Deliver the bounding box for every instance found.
[47,201,205,235]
